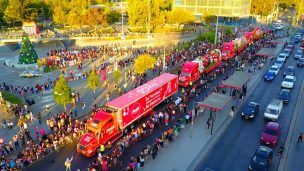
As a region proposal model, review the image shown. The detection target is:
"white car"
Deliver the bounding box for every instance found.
[274,59,284,69]
[295,49,303,59]
[19,70,42,78]
[282,48,292,57]
[275,24,284,30]
[277,53,287,62]
[281,75,296,89]
[269,65,280,75]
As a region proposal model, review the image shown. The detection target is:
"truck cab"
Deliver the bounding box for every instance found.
[179,60,203,87]
[77,107,122,157]
[264,99,283,121]
[244,31,254,44]
[221,42,235,61]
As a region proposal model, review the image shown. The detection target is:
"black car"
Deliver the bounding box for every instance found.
[283,66,295,77]
[297,58,304,67]
[241,102,259,119]
[248,146,273,171]
[279,89,290,104]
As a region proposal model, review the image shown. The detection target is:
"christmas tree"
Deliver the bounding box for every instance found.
[19,33,38,64]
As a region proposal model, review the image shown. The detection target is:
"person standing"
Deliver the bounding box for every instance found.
[65,156,73,171]
[229,106,235,117]
[37,112,42,124]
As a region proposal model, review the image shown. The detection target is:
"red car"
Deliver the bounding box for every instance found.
[260,122,280,146]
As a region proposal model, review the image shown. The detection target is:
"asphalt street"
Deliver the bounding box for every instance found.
[197,33,303,170]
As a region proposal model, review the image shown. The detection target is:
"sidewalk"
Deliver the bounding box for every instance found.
[142,45,284,171]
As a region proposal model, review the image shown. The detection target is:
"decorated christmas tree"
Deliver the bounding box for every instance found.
[19,33,38,64]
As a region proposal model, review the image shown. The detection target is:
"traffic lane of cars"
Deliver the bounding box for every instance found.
[199,47,303,171]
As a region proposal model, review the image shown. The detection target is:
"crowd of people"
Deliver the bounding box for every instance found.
[0,111,87,170]
[0,25,282,171]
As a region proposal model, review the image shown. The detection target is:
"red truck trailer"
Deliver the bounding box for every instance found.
[179,50,221,87]
[77,73,178,157]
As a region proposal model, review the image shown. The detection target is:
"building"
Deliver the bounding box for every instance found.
[173,0,251,18]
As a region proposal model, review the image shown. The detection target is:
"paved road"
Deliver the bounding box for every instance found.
[197,33,303,171]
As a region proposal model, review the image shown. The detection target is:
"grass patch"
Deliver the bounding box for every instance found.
[44,65,58,73]
[0,91,23,105]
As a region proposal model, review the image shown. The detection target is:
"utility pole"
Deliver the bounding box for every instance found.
[297,0,304,27]
[214,0,221,45]
[163,44,166,72]
[214,16,219,45]
[147,0,152,38]
[121,0,125,39]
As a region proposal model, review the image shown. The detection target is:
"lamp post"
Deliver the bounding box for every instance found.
[163,44,166,72]
[214,16,219,45]
[147,0,152,38]
[297,0,304,27]
[121,1,125,39]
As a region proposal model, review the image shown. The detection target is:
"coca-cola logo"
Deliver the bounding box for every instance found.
[131,103,141,118]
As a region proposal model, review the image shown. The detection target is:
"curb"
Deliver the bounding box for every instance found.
[187,44,284,171]
[278,78,304,171]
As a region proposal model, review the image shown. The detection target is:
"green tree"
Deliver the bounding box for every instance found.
[0,0,8,22]
[88,69,100,99]
[202,31,215,43]
[54,75,73,112]
[224,26,233,36]
[166,9,195,29]
[4,0,39,22]
[134,54,156,74]
[113,68,121,83]
[202,15,217,23]
[127,0,166,31]
[250,0,275,16]
[107,10,120,24]
[19,34,38,64]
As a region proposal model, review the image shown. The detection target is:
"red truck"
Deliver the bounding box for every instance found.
[244,31,254,44]
[221,42,236,61]
[253,28,263,40]
[179,51,221,87]
[77,73,178,157]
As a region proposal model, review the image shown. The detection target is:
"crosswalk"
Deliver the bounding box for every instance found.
[35,91,56,110]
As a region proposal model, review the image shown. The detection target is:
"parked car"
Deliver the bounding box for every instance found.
[264,99,283,121]
[275,24,284,30]
[281,75,296,89]
[269,65,280,75]
[295,35,302,43]
[294,49,303,59]
[283,66,295,77]
[279,89,290,104]
[286,44,294,52]
[274,59,284,69]
[277,53,287,62]
[282,48,292,57]
[297,58,304,67]
[19,70,42,78]
[264,71,276,81]
[241,102,259,120]
[260,122,280,146]
[248,146,273,171]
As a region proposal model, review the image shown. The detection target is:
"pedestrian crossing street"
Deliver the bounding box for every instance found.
[38,91,55,110]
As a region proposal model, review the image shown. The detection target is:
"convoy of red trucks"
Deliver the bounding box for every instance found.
[77,27,265,156]
[77,73,178,157]
[221,28,263,61]
[179,50,221,87]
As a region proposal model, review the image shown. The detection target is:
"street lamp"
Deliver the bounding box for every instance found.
[163,44,166,72]
[120,1,125,39]
[147,0,152,38]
